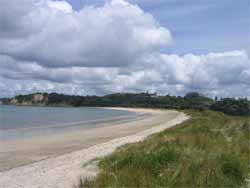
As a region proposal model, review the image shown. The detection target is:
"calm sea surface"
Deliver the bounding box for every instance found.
[0,105,138,140]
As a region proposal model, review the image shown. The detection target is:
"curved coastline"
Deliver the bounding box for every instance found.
[0,108,189,188]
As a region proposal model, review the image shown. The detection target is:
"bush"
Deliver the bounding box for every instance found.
[220,154,245,184]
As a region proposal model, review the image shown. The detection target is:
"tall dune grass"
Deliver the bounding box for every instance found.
[81,111,250,188]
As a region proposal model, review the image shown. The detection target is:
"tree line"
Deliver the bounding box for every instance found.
[3,92,250,116]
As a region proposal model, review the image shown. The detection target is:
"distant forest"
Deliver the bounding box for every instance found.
[2,92,250,116]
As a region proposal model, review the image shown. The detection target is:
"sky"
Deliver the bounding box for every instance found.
[66,0,249,54]
[0,0,249,98]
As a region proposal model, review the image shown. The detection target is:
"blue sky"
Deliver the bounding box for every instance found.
[65,0,249,54]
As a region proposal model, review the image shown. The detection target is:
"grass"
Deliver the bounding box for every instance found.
[80,110,250,188]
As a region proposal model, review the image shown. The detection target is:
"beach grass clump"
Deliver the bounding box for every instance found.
[81,110,250,188]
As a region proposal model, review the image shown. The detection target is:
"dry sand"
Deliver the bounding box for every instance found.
[0,108,189,188]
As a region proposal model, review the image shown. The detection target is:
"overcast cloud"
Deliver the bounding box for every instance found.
[0,0,249,98]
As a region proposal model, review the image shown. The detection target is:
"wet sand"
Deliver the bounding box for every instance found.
[0,108,189,188]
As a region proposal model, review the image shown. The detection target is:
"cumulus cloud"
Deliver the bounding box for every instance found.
[47,1,73,13]
[1,50,249,97]
[0,0,171,67]
[0,0,249,98]
[157,50,250,87]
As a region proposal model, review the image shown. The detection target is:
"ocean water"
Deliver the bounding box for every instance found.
[0,105,138,140]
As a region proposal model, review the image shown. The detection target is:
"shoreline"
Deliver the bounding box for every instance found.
[0,108,152,171]
[0,108,189,188]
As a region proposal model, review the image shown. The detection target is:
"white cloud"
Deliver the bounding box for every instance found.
[47,1,73,13]
[157,50,249,88]
[0,0,171,67]
[1,49,249,97]
[0,0,249,98]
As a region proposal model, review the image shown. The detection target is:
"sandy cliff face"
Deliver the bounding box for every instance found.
[8,93,48,105]
[10,98,18,104]
[33,94,47,103]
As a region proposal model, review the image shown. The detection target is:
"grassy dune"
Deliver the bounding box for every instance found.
[81,111,250,188]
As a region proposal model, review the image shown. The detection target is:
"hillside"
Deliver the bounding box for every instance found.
[3,92,250,116]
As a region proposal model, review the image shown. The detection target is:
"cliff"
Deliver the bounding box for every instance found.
[6,93,49,106]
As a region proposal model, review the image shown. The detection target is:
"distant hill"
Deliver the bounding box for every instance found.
[3,92,250,116]
[0,98,8,104]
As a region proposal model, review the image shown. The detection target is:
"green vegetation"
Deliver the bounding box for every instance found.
[3,92,249,186]
[211,98,250,116]
[4,92,250,116]
[81,111,250,188]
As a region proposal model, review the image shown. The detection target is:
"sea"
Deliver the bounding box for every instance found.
[0,105,138,141]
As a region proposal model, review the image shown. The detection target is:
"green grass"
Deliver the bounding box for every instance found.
[81,111,250,188]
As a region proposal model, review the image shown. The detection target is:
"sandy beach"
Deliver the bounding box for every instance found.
[0,108,189,188]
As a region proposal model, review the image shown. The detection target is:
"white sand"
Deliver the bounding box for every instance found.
[0,108,189,188]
